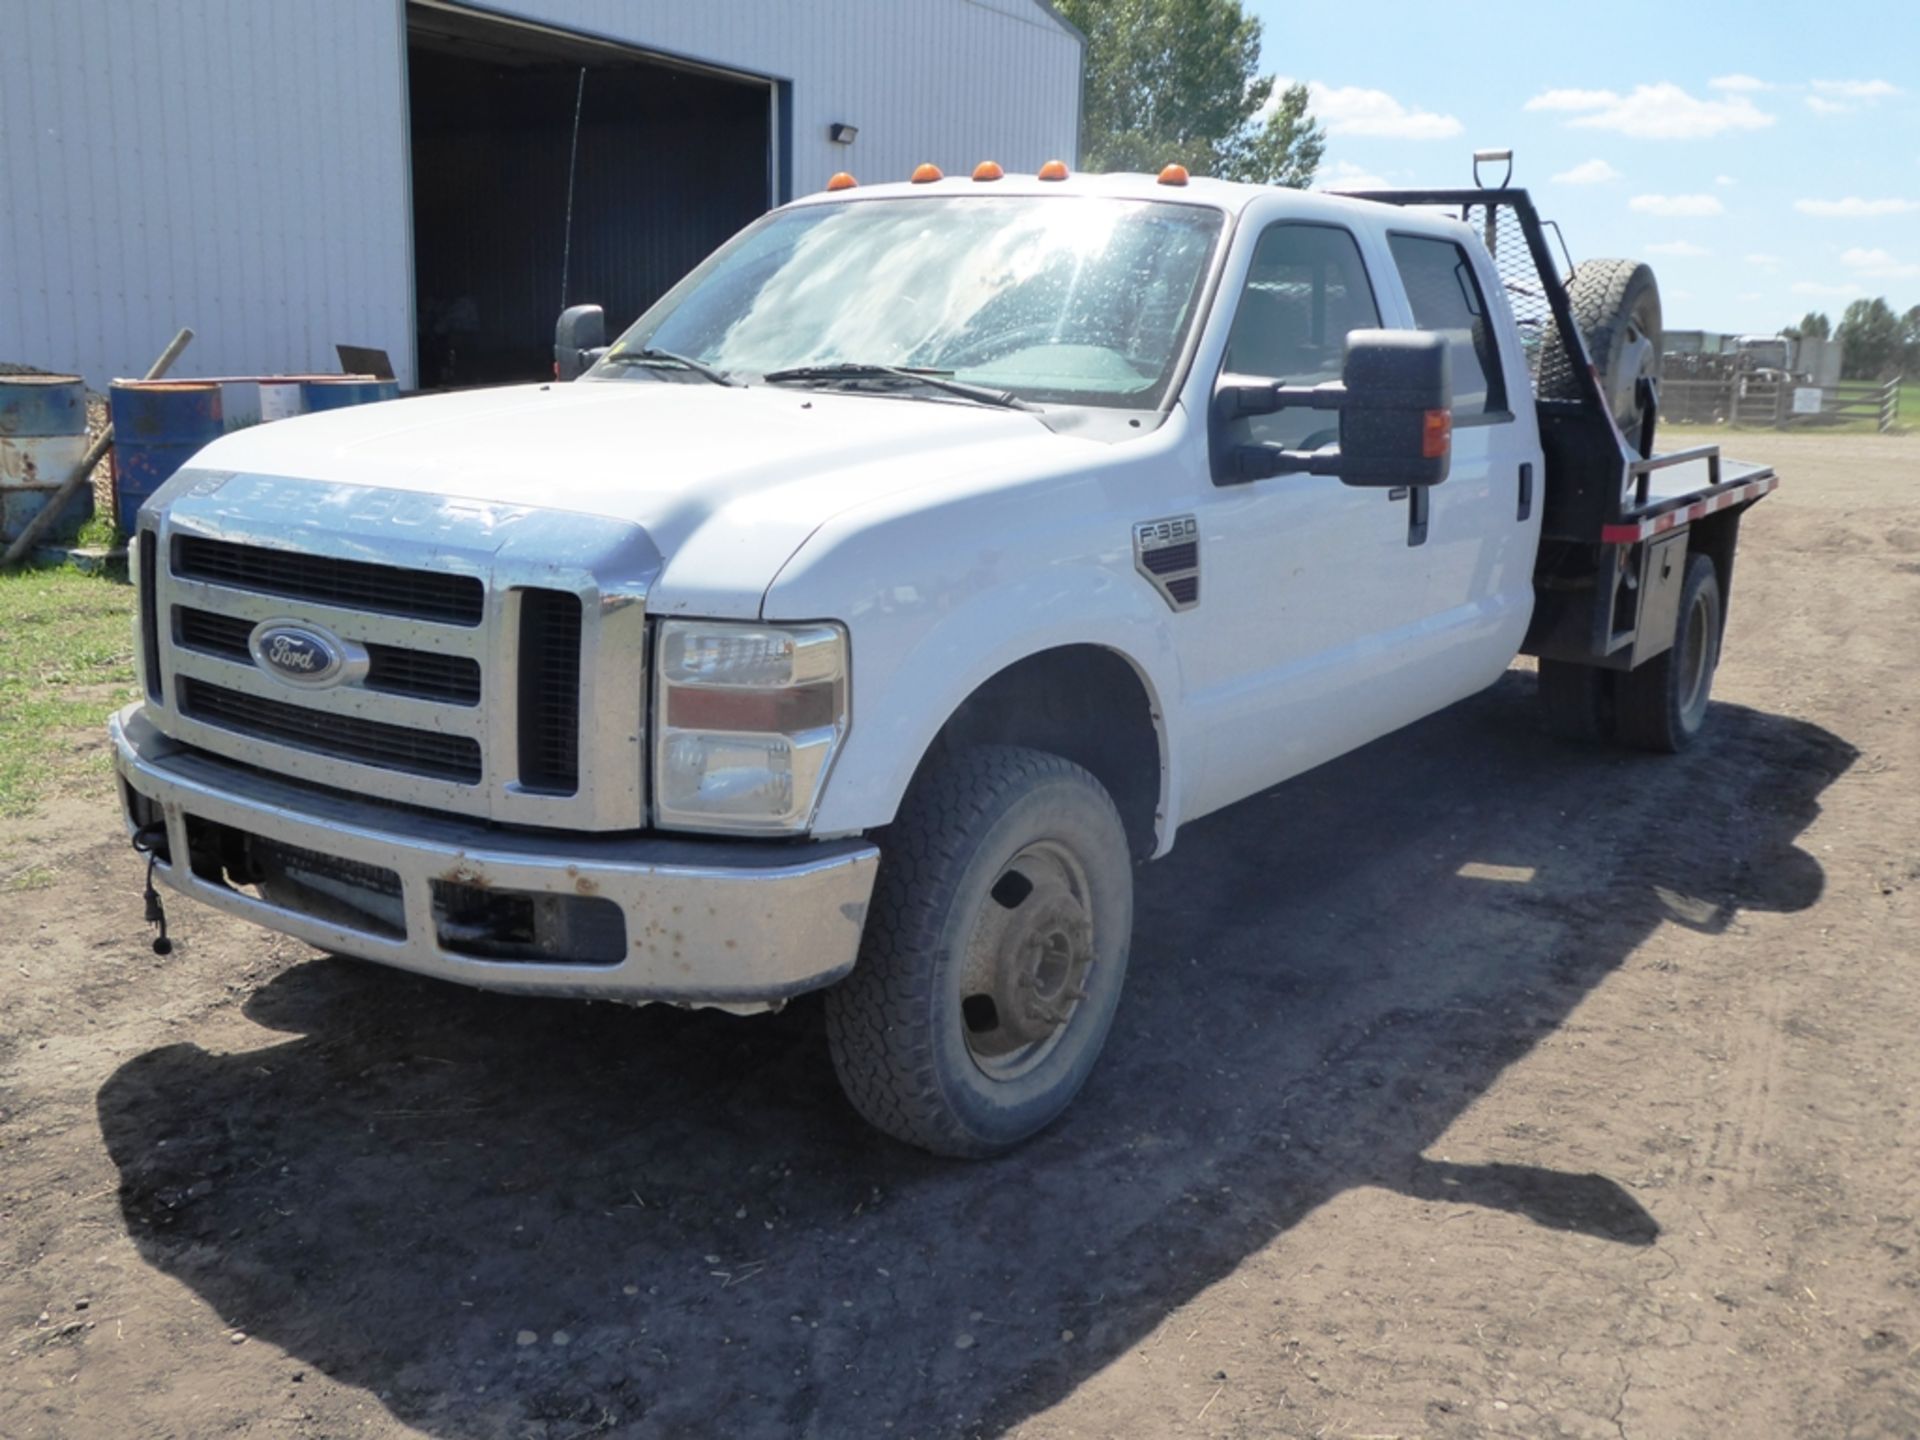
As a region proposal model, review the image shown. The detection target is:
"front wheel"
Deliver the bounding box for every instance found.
[824,745,1134,1157]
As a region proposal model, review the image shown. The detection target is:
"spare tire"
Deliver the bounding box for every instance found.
[1541,259,1661,453]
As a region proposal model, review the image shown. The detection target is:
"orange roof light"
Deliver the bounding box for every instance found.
[1157,163,1190,187]
[972,160,1004,181]
[1037,159,1070,181]
[910,163,944,184]
[826,171,858,192]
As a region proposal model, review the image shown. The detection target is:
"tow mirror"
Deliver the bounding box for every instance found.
[1212,329,1452,488]
[555,304,607,381]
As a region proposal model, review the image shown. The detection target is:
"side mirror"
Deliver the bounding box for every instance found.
[1211,329,1452,487]
[1337,330,1452,487]
[554,304,607,381]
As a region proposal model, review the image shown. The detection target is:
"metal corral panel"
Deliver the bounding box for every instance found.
[0,0,1081,392]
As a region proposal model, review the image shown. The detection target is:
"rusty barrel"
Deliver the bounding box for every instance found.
[0,374,93,546]
[301,377,400,412]
[110,380,224,534]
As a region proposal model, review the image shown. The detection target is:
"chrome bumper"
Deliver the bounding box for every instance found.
[110,705,878,1008]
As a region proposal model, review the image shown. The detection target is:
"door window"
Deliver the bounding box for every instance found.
[1386,233,1507,417]
[1222,224,1380,449]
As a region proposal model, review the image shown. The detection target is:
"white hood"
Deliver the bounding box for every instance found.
[189,380,1084,615]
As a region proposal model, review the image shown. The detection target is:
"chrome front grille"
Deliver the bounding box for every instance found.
[142,480,658,832]
[173,534,485,624]
[175,607,482,705]
[178,677,485,783]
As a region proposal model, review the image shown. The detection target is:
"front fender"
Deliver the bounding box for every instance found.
[765,507,1190,856]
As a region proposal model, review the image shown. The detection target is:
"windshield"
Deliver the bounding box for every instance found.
[595,195,1227,409]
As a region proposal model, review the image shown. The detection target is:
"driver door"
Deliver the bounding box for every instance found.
[1180,220,1430,819]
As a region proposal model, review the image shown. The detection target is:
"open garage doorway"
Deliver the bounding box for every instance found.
[406,2,778,389]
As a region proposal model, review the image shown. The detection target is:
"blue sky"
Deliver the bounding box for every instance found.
[1245,0,1919,334]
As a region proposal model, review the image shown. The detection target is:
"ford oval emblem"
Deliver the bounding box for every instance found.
[249,621,356,688]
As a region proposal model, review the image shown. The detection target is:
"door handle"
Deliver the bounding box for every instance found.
[1517,462,1533,522]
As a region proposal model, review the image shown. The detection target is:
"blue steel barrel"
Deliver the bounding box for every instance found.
[110,381,224,534]
[301,377,400,412]
[0,374,93,546]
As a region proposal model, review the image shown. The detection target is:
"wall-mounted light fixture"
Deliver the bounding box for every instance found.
[829,123,858,145]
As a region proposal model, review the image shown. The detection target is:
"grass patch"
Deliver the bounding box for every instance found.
[75,510,122,550]
[0,564,138,817]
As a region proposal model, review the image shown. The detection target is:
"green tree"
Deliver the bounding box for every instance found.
[1902,304,1920,377]
[1785,310,1830,341]
[1836,297,1902,379]
[1055,0,1326,186]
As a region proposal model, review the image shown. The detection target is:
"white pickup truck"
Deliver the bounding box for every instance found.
[112,155,1777,1156]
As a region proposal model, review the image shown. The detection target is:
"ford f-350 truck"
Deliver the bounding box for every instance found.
[111,153,1777,1156]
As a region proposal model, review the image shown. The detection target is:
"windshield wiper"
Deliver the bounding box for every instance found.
[760,362,1032,411]
[600,347,735,386]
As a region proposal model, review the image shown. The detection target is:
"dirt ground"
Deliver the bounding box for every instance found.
[2,428,1916,1439]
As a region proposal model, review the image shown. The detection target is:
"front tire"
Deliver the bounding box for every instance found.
[824,745,1134,1157]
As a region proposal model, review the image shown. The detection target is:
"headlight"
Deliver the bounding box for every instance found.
[653,620,849,834]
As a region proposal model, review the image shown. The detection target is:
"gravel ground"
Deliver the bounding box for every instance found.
[0,428,1915,1439]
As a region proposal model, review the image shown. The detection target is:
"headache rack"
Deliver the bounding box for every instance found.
[1338,176,1779,668]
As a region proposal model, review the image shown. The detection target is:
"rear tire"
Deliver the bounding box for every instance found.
[824,745,1133,1158]
[1543,259,1662,453]
[1537,658,1614,742]
[1616,554,1722,752]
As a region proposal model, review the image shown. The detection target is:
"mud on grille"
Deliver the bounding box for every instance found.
[178,677,483,783]
[172,535,485,626]
[174,607,481,705]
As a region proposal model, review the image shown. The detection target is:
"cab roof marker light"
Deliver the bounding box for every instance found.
[910,163,943,183]
[972,160,1004,181]
[1037,159,1069,181]
[826,171,858,192]
[1157,163,1190,187]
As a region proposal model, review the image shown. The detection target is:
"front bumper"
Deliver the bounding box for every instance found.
[110,705,879,1007]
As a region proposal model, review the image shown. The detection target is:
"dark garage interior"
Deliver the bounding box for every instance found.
[406,4,776,389]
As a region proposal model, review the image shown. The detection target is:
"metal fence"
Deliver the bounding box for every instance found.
[1658,374,1903,432]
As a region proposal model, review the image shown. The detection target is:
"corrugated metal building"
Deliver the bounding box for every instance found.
[0,0,1082,390]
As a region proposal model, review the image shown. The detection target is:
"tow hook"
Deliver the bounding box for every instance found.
[130,823,173,956]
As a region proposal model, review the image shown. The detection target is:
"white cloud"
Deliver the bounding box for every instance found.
[1630,193,1725,217]
[1791,281,1859,297]
[1795,196,1920,217]
[1525,88,1620,112]
[1522,83,1773,139]
[1715,174,1736,187]
[1552,158,1621,184]
[1709,74,1771,92]
[1296,82,1463,139]
[1841,247,1920,279]
[1745,253,1783,269]
[1315,159,1390,191]
[1738,291,1763,301]
[1812,78,1900,99]
[1806,95,1852,115]
[1646,240,1712,256]
[1668,289,1695,302]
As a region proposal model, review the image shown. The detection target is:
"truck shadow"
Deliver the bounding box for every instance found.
[95,673,1852,1438]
